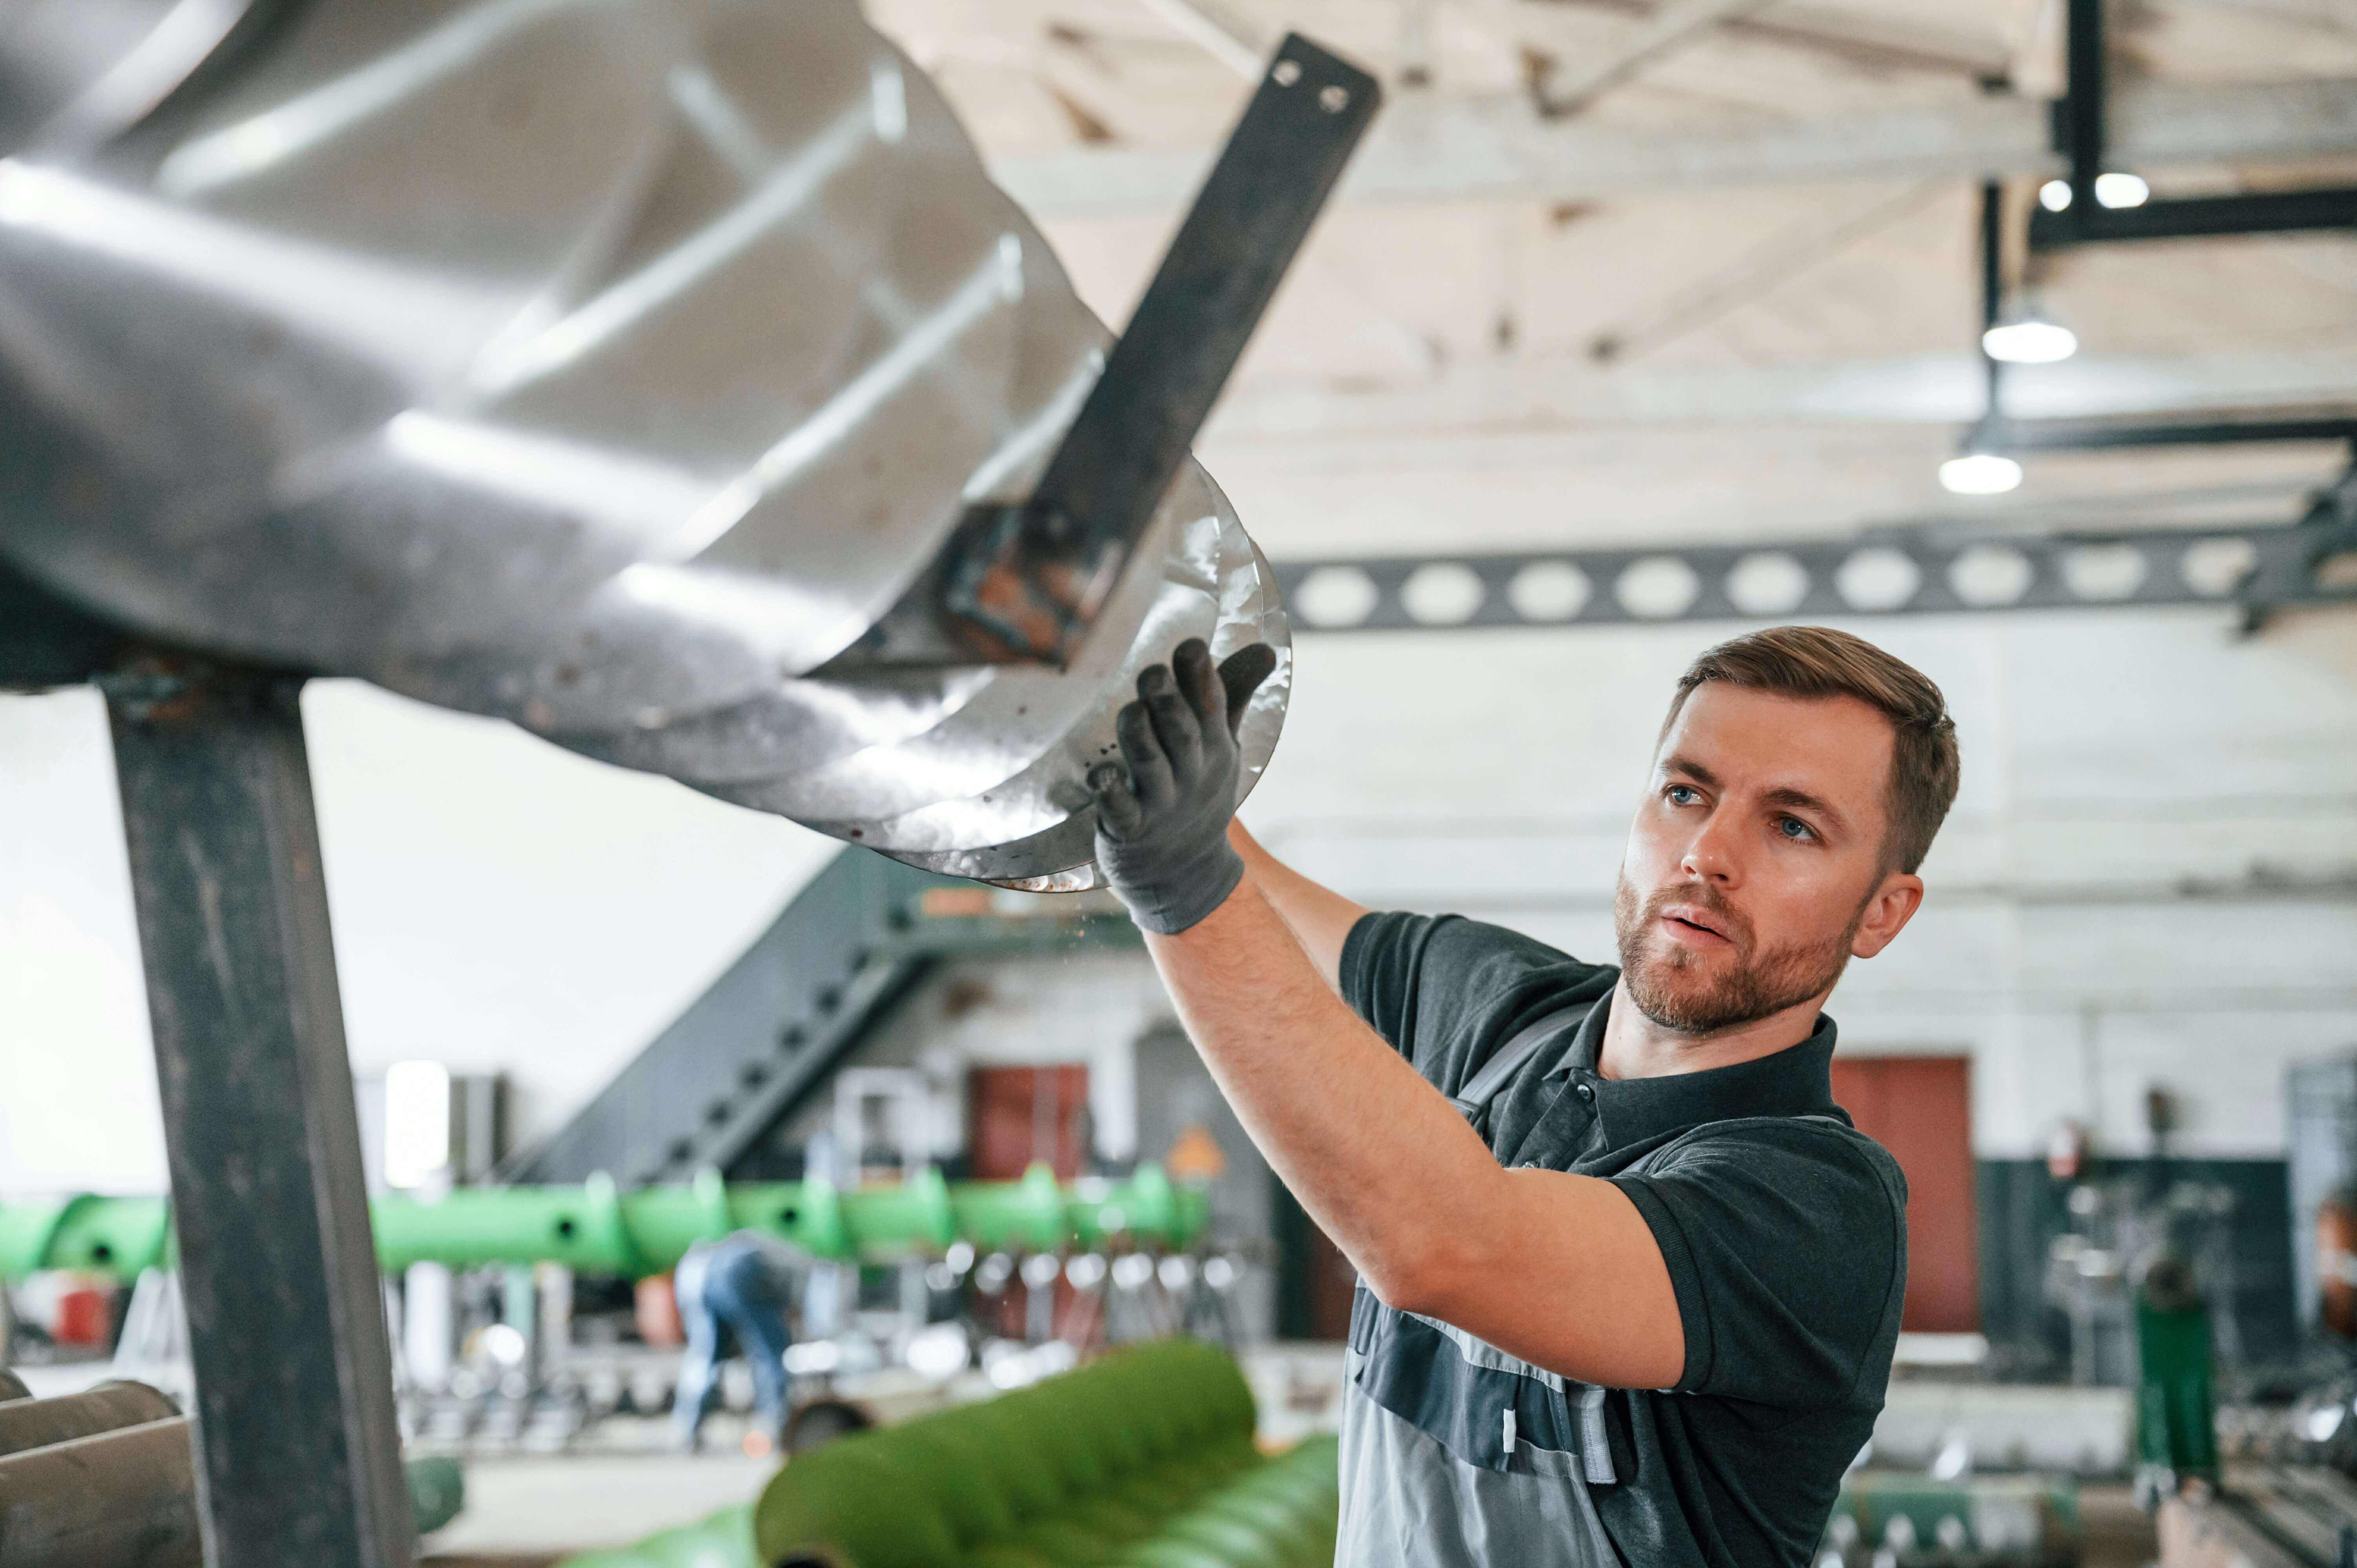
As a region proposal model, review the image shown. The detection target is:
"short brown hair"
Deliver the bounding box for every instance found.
[1666,626,1959,875]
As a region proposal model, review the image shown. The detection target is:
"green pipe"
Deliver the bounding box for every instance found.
[0,1165,1206,1282]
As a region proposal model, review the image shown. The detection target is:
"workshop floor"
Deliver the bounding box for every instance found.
[2081,1484,2162,1568]
[418,1451,776,1564]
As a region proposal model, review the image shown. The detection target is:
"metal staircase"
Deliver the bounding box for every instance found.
[501,849,1140,1186]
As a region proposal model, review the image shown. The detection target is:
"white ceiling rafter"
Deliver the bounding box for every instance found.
[992,75,2357,215]
[1526,0,1782,117]
[1202,348,2357,443]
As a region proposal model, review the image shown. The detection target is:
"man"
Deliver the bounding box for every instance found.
[671,1230,805,1453]
[1087,625,1959,1566]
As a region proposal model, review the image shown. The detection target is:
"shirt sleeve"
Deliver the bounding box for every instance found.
[1339,912,1607,1087]
[1611,1122,1907,1410]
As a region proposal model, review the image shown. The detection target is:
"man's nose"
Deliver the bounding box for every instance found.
[1680,814,1742,885]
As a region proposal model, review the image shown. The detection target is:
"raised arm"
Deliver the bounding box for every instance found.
[1088,642,1684,1390]
[1228,820,1368,992]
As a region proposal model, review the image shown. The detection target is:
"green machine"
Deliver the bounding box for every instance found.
[554,1338,1339,1568]
[0,1165,1206,1283]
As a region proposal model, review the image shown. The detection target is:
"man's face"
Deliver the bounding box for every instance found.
[1613,682,1919,1036]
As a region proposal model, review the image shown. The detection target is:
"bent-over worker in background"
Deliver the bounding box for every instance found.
[1087,625,1959,1567]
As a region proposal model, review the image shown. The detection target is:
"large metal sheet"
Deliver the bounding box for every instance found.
[0,0,1292,885]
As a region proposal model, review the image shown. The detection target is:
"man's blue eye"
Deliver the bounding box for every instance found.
[1667,786,1699,804]
[1778,817,1813,840]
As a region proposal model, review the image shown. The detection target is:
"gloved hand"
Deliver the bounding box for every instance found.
[1088,637,1278,935]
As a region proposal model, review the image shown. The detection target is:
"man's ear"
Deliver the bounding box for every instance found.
[1851,871,1924,960]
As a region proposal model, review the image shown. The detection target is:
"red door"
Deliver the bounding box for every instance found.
[967,1065,1089,1180]
[967,1065,1090,1340]
[1828,1056,1979,1332]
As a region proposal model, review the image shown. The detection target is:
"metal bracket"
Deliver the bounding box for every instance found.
[826,34,1379,669]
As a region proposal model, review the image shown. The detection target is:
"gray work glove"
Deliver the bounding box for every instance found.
[1088,638,1278,935]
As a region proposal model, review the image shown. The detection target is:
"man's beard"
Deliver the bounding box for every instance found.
[1612,873,1861,1036]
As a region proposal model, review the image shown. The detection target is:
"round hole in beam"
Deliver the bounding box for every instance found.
[1506,560,1591,622]
[2180,537,2257,598]
[1835,548,1921,612]
[1948,544,2034,607]
[1616,556,1701,619]
[1400,562,1485,625]
[1292,565,1379,628]
[1726,553,1810,616]
[2061,543,2147,601]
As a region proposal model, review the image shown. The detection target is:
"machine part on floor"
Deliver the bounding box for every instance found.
[0,1381,177,1461]
[2140,1259,2223,1492]
[0,1416,202,1568]
[751,1338,1335,1568]
[783,1397,875,1455]
[0,1164,1206,1281]
[0,0,1357,888]
[104,660,411,1568]
[403,1455,465,1539]
[1821,1472,2078,1566]
[0,1402,463,1565]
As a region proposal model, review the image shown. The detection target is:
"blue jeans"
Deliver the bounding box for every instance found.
[673,1242,793,1448]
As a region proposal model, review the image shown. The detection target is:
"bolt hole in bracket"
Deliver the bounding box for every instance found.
[823,35,1380,671]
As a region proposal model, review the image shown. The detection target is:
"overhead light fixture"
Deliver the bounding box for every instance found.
[2093,171,2149,208]
[1939,453,2023,496]
[2038,173,2151,211]
[1983,305,2078,365]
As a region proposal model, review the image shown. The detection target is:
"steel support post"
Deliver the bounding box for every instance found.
[102,662,410,1568]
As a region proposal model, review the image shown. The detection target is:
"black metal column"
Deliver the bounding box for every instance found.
[103,660,410,1568]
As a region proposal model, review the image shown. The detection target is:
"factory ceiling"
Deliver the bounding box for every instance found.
[872,0,2357,561]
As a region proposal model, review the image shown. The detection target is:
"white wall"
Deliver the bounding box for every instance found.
[0,680,839,1194]
[8,603,2354,1195]
[1242,605,2357,1161]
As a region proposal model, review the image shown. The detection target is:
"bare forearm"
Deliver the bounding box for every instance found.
[1142,884,1683,1387]
[1145,881,1498,1298]
[1226,820,1368,990]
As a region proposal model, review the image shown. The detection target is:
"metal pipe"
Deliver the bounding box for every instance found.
[0,1385,178,1462]
[1978,177,2004,422]
[105,661,410,1568]
[0,1417,202,1568]
[1,1165,1208,1282]
[2066,0,2105,208]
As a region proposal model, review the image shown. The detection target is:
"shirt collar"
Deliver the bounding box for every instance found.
[1544,978,1845,1148]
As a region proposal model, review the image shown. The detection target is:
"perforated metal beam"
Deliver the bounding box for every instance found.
[1271,514,2357,634]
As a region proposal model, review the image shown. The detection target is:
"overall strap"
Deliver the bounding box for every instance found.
[1448,1006,1588,1130]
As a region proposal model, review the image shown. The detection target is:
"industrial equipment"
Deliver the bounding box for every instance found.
[0,4,1378,1558]
[545,1336,1339,1568]
[0,0,1384,888]
[0,1166,1207,1281]
[0,1380,464,1568]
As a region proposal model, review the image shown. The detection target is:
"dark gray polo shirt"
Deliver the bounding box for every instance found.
[1337,912,1908,1568]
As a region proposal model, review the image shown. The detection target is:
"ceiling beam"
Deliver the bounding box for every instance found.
[992,75,2357,216]
[1531,0,1779,116]
[1199,349,2357,443]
